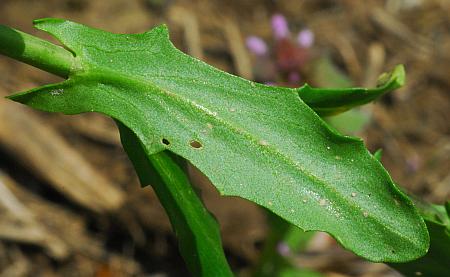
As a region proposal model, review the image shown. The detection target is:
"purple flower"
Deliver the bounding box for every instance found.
[288,72,301,83]
[297,29,314,48]
[271,14,290,40]
[276,242,291,257]
[246,36,268,56]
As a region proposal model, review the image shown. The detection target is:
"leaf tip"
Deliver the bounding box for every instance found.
[295,83,311,95]
[377,64,405,90]
[146,23,170,38]
[373,148,383,161]
[33,18,66,31]
[392,64,406,87]
[5,93,22,102]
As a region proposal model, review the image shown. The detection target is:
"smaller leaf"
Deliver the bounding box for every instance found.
[390,200,450,277]
[373,149,383,161]
[298,65,405,116]
[325,109,370,135]
[279,268,324,277]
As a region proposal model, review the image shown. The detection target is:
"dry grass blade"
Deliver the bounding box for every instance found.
[0,171,105,260]
[0,172,69,259]
[169,6,204,60]
[222,17,253,80]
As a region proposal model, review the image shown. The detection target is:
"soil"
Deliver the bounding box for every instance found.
[0,0,448,276]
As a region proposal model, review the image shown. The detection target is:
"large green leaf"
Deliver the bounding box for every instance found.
[8,18,428,262]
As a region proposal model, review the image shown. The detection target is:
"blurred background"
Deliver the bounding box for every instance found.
[0,0,449,276]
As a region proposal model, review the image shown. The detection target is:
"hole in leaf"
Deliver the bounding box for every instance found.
[161,138,170,146]
[189,140,202,149]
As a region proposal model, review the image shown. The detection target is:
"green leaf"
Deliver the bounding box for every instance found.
[298,64,405,116]
[117,121,232,276]
[373,149,383,161]
[309,56,372,136]
[279,268,324,277]
[325,109,371,135]
[390,201,450,276]
[8,18,428,262]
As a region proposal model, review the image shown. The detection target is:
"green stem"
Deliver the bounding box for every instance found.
[0,24,73,78]
[0,25,232,276]
[149,153,232,276]
[118,123,233,276]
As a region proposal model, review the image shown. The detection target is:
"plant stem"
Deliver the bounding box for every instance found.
[0,24,73,78]
[149,153,233,276]
[118,123,233,276]
[0,25,233,276]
